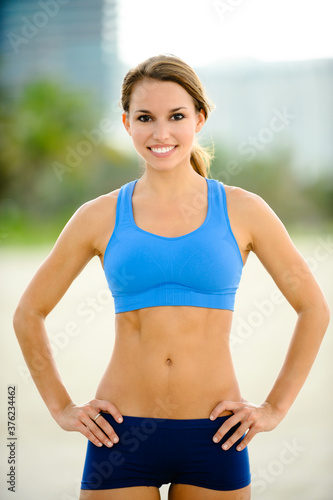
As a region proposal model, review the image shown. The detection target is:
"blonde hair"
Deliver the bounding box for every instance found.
[121,54,215,177]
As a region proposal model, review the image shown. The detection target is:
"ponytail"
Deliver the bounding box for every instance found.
[190,140,215,178]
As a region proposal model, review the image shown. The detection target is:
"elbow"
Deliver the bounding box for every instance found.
[307,295,331,333]
[13,301,44,339]
[296,292,330,334]
[322,298,331,330]
[317,286,331,329]
[13,303,26,338]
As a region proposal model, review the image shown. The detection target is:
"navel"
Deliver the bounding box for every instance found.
[165,357,172,366]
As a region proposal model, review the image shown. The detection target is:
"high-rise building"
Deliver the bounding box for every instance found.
[1,3,332,178]
[199,58,333,180]
[0,0,120,107]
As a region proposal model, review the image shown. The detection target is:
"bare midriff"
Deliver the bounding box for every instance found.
[95,305,241,419]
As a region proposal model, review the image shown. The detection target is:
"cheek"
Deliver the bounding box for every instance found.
[180,123,197,144]
[130,125,148,146]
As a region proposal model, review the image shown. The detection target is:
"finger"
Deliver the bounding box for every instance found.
[212,412,242,442]
[236,427,259,451]
[209,400,240,420]
[90,413,120,446]
[78,421,104,448]
[94,399,123,424]
[91,400,124,442]
[220,422,249,451]
[82,414,116,448]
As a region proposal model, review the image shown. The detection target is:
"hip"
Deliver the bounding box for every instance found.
[96,374,241,419]
[81,412,251,491]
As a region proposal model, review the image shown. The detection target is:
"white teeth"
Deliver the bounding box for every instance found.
[151,146,175,153]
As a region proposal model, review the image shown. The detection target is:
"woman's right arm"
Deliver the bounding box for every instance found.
[13,194,123,448]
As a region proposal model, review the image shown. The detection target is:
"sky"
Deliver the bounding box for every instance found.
[118,0,333,68]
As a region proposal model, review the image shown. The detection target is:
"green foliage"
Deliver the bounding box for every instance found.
[0,79,138,244]
[210,144,333,229]
[0,79,332,245]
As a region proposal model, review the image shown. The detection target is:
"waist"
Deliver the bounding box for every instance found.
[96,378,240,419]
[97,311,240,418]
[100,411,234,423]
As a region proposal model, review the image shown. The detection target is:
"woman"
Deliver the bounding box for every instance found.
[13,55,330,500]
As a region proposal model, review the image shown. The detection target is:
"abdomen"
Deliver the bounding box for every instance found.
[96,306,241,418]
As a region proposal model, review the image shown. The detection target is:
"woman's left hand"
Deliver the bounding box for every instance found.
[209,399,284,451]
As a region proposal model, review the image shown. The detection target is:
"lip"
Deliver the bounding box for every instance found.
[147,145,178,158]
[149,144,176,149]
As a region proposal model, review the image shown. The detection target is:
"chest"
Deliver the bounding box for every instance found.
[132,196,208,239]
[106,226,242,295]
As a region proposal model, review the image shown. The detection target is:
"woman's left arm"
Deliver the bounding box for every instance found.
[210,190,330,451]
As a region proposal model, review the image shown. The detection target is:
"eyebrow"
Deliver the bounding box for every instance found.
[133,107,188,114]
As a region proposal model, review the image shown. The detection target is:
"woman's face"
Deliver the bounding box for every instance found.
[122,78,205,173]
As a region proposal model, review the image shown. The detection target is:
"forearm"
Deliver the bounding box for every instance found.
[264,301,330,417]
[13,308,73,420]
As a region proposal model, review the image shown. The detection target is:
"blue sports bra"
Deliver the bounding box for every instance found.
[103,178,243,313]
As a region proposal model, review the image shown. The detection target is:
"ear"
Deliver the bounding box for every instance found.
[122,113,131,136]
[195,109,206,133]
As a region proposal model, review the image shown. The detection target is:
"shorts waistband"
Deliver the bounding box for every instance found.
[106,414,231,429]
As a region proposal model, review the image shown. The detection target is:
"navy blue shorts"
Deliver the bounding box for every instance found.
[81,413,251,491]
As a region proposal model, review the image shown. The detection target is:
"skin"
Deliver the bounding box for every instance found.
[13,79,330,500]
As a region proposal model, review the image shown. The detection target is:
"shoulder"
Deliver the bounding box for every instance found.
[223,183,278,220]
[222,183,287,251]
[223,183,263,208]
[77,188,120,220]
[57,187,122,257]
[68,188,121,230]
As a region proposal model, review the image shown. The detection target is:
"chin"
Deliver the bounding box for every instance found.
[146,163,179,173]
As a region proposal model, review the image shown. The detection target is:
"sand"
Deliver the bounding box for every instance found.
[1,235,332,499]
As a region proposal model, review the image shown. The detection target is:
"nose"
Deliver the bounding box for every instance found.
[152,120,170,142]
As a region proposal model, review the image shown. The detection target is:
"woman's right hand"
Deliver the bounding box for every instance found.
[55,399,123,448]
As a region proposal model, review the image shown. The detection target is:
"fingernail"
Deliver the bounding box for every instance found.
[107,441,113,447]
[118,417,123,423]
[213,436,218,443]
[237,445,242,451]
[113,436,119,443]
[98,442,103,447]
[210,415,215,420]
[222,444,228,450]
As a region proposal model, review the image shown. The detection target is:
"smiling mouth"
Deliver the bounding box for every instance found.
[148,146,177,154]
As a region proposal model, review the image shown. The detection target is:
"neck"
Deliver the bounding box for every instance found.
[138,164,205,199]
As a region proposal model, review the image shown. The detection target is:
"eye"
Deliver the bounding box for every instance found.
[137,115,152,122]
[171,113,185,121]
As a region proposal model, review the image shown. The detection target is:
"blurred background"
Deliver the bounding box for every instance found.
[0,1,332,499]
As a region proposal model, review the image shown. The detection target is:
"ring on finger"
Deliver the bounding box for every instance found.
[93,413,101,422]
